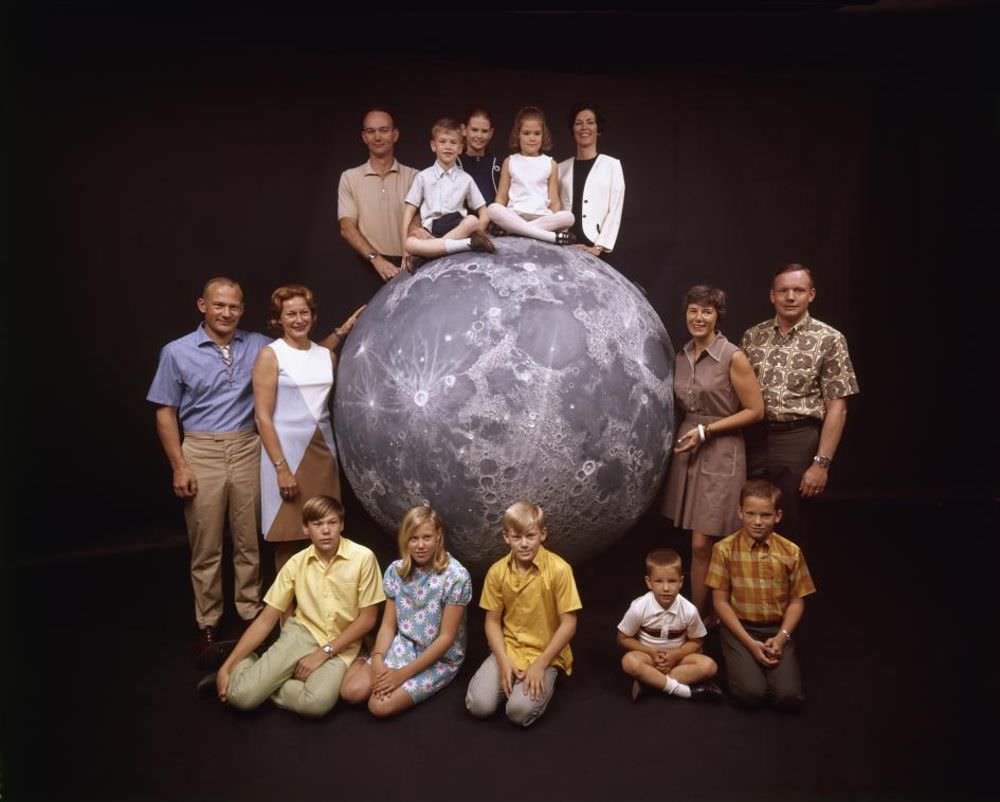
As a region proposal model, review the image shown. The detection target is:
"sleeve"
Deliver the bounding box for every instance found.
[739,327,753,355]
[594,158,625,253]
[445,564,473,607]
[404,172,424,208]
[557,159,572,212]
[789,550,817,599]
[466,178,486,212]
[704,541,730,591]
[686,607,708,640]
[262,562,297,613]
[616,598,641,637]
[383,562,400,601]
[819,331,860,400]
[356,549,386,607]
[337,170,358,221]
[146,345,185,407]
[479,562,504,612]
[553,561,583,614]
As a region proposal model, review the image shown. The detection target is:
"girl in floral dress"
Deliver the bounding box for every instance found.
[362,506,472,718]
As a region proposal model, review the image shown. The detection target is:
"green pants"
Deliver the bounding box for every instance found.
[227,618,347,718]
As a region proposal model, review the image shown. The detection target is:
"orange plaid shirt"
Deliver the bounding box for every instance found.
[706,530,816,623]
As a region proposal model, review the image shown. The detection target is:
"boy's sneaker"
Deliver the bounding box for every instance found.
[555,230,576,246]
[690,681,725,703]
[469,232,496,253]
[629,679,643,703]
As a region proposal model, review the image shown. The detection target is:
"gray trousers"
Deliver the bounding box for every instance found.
[226,619,348,718]
[746,422,819,548]
[720,622,804,710]
[465,654,559,728]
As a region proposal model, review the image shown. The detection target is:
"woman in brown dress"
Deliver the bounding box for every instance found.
[662,286,764,618]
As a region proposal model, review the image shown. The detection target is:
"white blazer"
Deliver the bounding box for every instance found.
[557,153,625,252]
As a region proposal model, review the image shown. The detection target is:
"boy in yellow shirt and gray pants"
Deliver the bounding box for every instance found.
[465,501,582,727]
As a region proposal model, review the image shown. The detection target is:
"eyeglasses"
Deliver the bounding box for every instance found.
[363,126,393,136]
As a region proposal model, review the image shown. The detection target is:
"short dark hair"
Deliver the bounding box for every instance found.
[739,479,783,511]
[645,547,683,575]
[773,263,814,287]
[362,108,396,129]
[683,285,727,321]
[567,103,606,135]
[302,495,344,524]
[201,277,242,299]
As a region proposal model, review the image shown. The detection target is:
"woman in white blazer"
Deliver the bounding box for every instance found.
[557,104,625,258]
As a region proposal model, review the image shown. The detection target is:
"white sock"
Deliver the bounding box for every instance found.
[664,676,692,699]
[444,238,471,253]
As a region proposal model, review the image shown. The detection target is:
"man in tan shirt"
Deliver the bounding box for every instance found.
[338,108,418,283]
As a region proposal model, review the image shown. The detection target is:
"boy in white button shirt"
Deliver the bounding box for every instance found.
[617,548,723,702]
[402,118,494,266]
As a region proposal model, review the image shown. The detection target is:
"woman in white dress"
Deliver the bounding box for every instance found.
[253,285,361,571]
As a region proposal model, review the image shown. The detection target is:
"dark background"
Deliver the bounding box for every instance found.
[6,3,999,561]
[5,4,1000,802]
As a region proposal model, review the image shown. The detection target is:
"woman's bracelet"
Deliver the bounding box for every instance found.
[697,424,706,443]
[273,458,286,469]
[371,651,384,660]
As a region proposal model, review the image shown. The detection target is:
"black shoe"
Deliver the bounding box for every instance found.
[629,679,643,703]
[690,682,725,703]
[196,638,237,671]
[196,672,219,699]
[469,231,496,254]
[555,230,576,246]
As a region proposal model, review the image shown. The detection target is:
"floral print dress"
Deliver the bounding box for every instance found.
[382,555,472,703]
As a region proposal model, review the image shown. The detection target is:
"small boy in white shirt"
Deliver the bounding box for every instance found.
[402,118,494,266]
[617,548,722,702]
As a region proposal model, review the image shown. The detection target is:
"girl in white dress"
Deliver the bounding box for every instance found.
[487,106,576,245]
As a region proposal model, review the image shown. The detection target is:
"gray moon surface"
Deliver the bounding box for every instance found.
[334,237,675,573]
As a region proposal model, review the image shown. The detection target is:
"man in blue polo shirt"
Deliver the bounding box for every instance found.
[148,277,271,665]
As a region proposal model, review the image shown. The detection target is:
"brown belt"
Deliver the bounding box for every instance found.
[766,418,820,432]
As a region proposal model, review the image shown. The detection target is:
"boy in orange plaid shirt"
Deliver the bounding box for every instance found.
[706,479,815,710]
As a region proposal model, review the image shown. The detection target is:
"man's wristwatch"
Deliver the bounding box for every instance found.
[812,455,832,469]
[322,644,334,658]
[366,252,378,262]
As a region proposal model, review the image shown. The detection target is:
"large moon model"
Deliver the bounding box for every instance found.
[334,237,675,573]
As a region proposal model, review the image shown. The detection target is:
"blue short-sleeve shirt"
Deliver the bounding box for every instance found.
[146,325,271,433]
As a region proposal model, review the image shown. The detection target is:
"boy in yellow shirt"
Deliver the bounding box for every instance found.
[465,501,582,727]
[204,495,384,718]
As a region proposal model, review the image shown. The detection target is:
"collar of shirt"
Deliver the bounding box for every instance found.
[737,529,771,553]
[770,311,813,339]
[650,593,681,616]
[194,324,247,349]
[302,539,349,568]
[433,161,463,179]
[683,333,728,363]
[504,544,550,576]
[364,159,401,176]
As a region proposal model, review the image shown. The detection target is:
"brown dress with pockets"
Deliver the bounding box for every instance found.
[661,334,746,538]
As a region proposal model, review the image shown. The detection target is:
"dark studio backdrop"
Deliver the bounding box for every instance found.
[5,3,998,563]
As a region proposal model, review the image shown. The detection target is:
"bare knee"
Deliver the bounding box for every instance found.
[621,651,645,677]
[367,696,395,719]
[692,534,714,563]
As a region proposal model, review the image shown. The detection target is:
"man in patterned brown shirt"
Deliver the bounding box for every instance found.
[740,264,859,546]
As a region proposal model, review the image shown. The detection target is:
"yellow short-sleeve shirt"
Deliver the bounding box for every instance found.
[264,537,385,666]
[479,546,583,674]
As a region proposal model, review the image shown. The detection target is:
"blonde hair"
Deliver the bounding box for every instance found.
[396,506,449,579]
[501,500,546,536]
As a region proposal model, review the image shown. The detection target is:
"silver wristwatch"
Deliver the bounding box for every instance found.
[322,644,334,657]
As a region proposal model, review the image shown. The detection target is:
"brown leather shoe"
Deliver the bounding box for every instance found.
[196,625,218,656]
[469,231,496,254]
[195,625,236,670]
